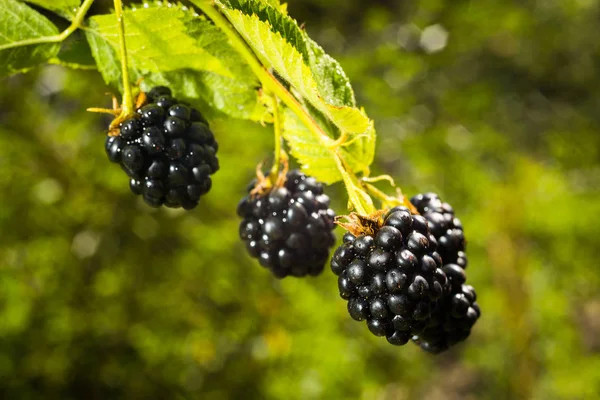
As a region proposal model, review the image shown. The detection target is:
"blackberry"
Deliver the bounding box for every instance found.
[331,206,449,345]
[413,283,481,354]
[105,86,218,209]
[237,170,336,278]
[410,193,467,269]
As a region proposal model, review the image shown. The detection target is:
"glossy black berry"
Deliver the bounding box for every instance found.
[412,284,481,354]
[348,298,369,321]
[331,210,449,347]
[104,86,218,209]
[141,126,165,154]
[168,104,191,120]
[387,330,411,346]
[155,95,176,110]
[147,86,172,99]
[375,226,402,250]
[105,136,123,163]
[237,170,336,278]
[139,104,164,126]
[410,193,467,268]
[164,117,186,137]
[120,119,141,140]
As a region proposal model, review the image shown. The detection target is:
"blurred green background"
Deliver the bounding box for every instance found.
[2,0,600,398]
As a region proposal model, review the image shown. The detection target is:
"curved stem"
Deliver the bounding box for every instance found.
[364,183,395,209]
[0,0,96,51]
[113,0,134,115]
[363,182,417,214]
[195,0,374,214]
[269,94,283,182]
[334,155,368,215]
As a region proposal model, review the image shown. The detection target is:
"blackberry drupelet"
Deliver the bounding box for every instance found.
[410,193,467,269]
[413,282,481,354]
[105,86,218,209]
[237,170,337,279]
[331,206,449,346]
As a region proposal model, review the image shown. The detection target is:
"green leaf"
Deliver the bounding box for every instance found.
[21,0,79,19]
[178,15,265,121]
[85,3,264,121]
[223,0,309,61]
[220,0,357,108]
[216,0,375,182]
[50,31,96,70]
[87,6,233,81]
[262,0,287,12]
[0,0,60,76]
[84,24,120,84]
[305,37,356,107]
[281,107,340,183]
[281,104,374,184]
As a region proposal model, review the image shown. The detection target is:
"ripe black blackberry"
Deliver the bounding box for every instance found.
[105,86,218,209]
[237,170,336,278]
[413,281,481,354]
[410,193,467,269]
[331,207,449,346]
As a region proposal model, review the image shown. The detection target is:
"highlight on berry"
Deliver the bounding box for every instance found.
[103,86,219,210]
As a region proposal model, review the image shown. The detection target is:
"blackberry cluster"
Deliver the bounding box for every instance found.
[410,193,467,268]
[105,86,219,209]
[330,206,450,346]
[331,193,481,353]
[409,193,480,353]
[237,170,337,278]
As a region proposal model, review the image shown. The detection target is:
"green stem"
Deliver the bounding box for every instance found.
[0,0,96,51]
[269,94,283,182]
[363,182,417,213]
[114,0,134,114]
[334,155,368,215]
[364,183,395,209]
[195,0,374,214]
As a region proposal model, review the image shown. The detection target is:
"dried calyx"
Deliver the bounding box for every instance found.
[249,157,289,198]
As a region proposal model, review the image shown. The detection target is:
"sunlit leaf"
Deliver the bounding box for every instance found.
[0,0,60,76]
[215,0,375,182]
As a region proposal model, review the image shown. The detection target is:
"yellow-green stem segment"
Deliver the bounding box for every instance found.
[113,0,134,115]
[0,0,96,51]
[194,0,374,215]
[363,182,417,214]
[269,94,283,182]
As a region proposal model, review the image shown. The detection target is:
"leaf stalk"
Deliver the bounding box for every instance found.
[113,0,134,116]
[269,94,284,182]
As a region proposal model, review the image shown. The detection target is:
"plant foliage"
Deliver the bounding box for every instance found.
[3,0,376,184]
